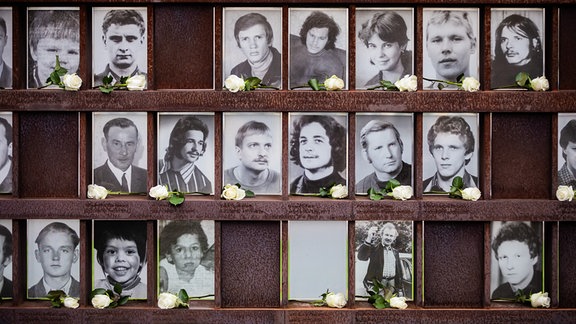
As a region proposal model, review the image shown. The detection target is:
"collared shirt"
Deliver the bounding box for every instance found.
[42,276,72,295]
[107,160,133,192]
[424,170,477,193]
[558,163,576,187]
[382,246,397,278]
[0,159,11,186]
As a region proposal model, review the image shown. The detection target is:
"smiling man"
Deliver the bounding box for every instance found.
[159,116,212,194]
[28,222,80,298]
[423,115,477,193]
[224,120,280,194]
[230,13,281,88]
[94,9,146,86]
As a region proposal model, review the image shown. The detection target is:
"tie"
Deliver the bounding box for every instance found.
[121,173,129,192]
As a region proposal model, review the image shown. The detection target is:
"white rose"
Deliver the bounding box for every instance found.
[556,185,574,202]
[87,184,108,199]
[91,294,111,309]
[389,296,408,309]
[461,77,480,92]
[224,75,246,93]
[221,184,246,200]
[392,185,413,201]
[62,73,82,91]
[126,74,147,91]
[394,75,417,92]
[461,187,482,201]
[530,76,549,91]
[324,75,345,91]
[329,184,348,199]
[157,292,180,309]
[63,296,80,309]
[530,291,550,308]
[149,185,170,200]
[325,292,346,308]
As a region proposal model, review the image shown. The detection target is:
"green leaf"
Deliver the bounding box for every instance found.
[386,179,400,192]
[245,189,255,198]
[515,72,530,87]
[437,83,445,90]
[372,295,389,309]
[178,289,189,303]
[99,86,114,94]
[113,283,123,295]
[456,73,465,83]
[169,191,185,206]
[244,77,262,91]
[102,75,114,86]
[91,288,108,298]
[451,176,464,190]
[308,79,320,91]
[119,76,129,84]
[117,295,130,306]
[46,290,65,299]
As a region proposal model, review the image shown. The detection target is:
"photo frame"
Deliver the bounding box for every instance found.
[222,112,282,194]
[157,220,215,298]
[92,112,148,194]
[422,113,479,194]
[157,113,215,194]
[490,8,545,89]
[288,221,348,300]
[355,220,414,300]
[92,220,148,300]
[288,112,348,195]
[0,219,12,299]
[222,7,282,89]
[0,7,13,89]
[355,113,413,194]
[557,113,576,187]
[355,8,414,89]
[422,8,480,90]
[27,219,80,299]
[490,221,544,301]
[27,7,80,89]
[0,111,12,194]
[289,8,349,90]
[92,7,148,87]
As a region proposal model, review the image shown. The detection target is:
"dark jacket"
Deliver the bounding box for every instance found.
[94,162,147,193]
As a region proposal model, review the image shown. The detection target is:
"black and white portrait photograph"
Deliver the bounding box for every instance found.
[0,219,12,299]
[355,220,413,300]
[355,8,414,89]
[490,8,544,89]
[27,219,80,299]
[158,113,214,194]
[355,113,413,194]
[422,8,479,90]
[27,7,80,89]
[0,8,13,89]
[92,112,148,194]
[490,221,543,301]
[222,112,282,194]
[288,112,348,194]
[158,220,215,298]
[0,112,12,194]
[558,113,576,187]
[223,7,282,89]
[422,113,479,193]
[289,8,348,89]
[92,7,147,87]
[93,220,147,300]
[288,221,348,300]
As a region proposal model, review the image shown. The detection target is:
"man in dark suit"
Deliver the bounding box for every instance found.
[94,117,147,193]
[0,16,12,89]
[357,222,404,297]
[0,116,12,193]
[0,224,12,298]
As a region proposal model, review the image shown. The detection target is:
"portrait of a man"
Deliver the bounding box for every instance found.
[491,9,544,88]
[0,112,12,194]
[558,114,576,187]
[355,8,413,89]
[92,7,147,87]
[490,221,543,300]
[423,8,479,90]
[423,113,479,193]
[27,220,80,299]
[223,8,282,89]
[223,113,282,194]
[289,8,348,89]
[0,8,13,89]
[355,113,413,194]
[289,113,347,194]
[355,220,413,299]
[158,113,214,194]
[93,112,148,194]
[0,219,12,298]
[28,7,80,89]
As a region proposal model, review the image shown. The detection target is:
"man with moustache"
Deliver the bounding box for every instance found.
[159,116,212,193]
[224,120,280,194]
[356,120,412,193]
[357,222,404,296]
